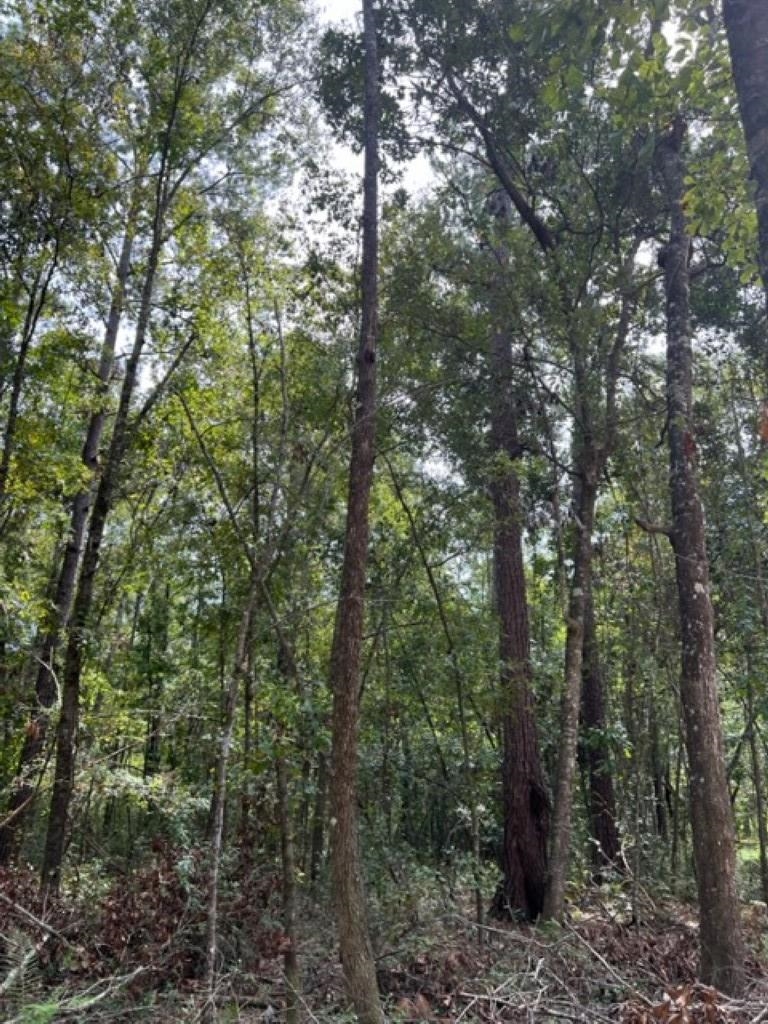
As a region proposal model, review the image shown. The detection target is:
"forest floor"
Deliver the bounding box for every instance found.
[2,861,768,1023]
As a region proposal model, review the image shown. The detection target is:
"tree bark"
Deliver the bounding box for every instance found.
[543,252,635,919]
[276,741,300,1024]
[544,452,597,919]
[327,0,383,1019]
[656,119,745,996]
[580,588,622,878]
[488,322,549,921]
[723,0,768,324]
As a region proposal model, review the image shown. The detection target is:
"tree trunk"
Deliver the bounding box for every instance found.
[544,455,597,920]
[656,119,745,996]
[723,0,768,325]
[745,667,768,904]
[488,320,549,921]
[327,0,383,1019]
[203,577,259,1024]
[580,588,622,879]
[309,751,327,887]
[0,250,59,514]
[276,742,300,1024]
[0,201,137,866]
[40,190,166,893]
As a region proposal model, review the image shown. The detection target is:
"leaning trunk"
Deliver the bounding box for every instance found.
[40,202,166,893]
[0,200,138,865]
[327,1,383,1020]
[656,120,745,996]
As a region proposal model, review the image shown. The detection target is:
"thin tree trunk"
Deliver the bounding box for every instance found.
[656,119,745,996]
[385,460,483,936]
[544,456,596,919]
[0,201,138,866]
[580,588,622,879]
[309,751,327,887]
[327,0,383,1019]
[745,666,768,904]
[0,248,59,512]
[276,740,300,1024]
[40,179,168,893]
[203,577,259,1023]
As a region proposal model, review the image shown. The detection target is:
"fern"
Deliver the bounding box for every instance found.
[0,928,45,1021]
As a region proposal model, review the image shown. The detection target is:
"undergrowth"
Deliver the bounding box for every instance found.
[1,853,767,1022]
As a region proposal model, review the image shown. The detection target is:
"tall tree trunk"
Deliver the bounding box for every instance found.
[0,201,138,866]
[723,0,768,327]
[488,322,549,921]
[327,0,383,1019]
[580,588,622,878]
[203,577,259,1024]
[656,119,745,996]
[276,739,300,1024]
[482,192,549,922]
[544,451,597,919]
[40,190,167,893]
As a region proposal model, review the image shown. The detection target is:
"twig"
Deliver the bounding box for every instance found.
[563,922,652,1007]
[0,892,75,947]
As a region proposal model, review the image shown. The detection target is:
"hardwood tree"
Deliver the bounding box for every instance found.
[655,117,745,996]
[327,0,384,1020]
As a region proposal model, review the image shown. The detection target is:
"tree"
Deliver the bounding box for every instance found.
[655,117,745,996]
[723,0,768,329]
[484,193,549,920]
[327,0,384,1020]
[32,0,304,893]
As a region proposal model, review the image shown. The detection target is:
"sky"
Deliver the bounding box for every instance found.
[317,0,435,194]
[319,0,360,26]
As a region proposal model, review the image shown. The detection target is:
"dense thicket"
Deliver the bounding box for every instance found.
[2,0,768,1019]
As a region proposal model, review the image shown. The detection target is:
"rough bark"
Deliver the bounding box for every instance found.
[723,0,768,321]
[327,1,383,1019]
[656,120,745,996]
[580,589,622,878]
[488,321,549,921]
